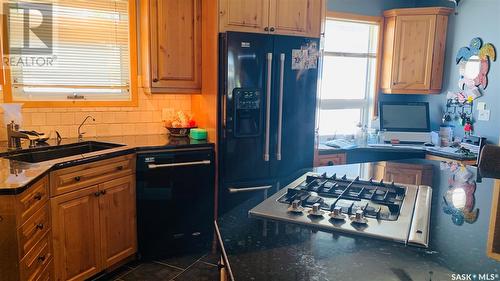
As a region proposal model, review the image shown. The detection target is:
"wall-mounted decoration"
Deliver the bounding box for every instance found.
[456,37,496,91]
[440,164,479,225]
[444,38,496,135]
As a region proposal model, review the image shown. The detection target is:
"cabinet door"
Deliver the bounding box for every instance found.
[219,0,270,34]
[391,15,436,90]
[99,175,137,268]
[51,186,101,281]
[269,0,322,37]
[150,0,201,91]
[385,168,423,185]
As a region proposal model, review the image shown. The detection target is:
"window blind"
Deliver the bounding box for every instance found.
[6,0,130,101]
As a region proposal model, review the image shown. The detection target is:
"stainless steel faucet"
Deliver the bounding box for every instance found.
[77,115,95,141]
[7,121,39,150]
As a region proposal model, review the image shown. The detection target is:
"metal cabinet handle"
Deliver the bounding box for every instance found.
[227,185,272,194]
[36,223,44,230]
[264,26,269,31]
[153,78,159,82]
[94,192,101,197]
[117,166,124,171]
[277,53,285,161]
[270,27,275,32]
[37,255,46,263]
[264,53,273,162]
[74,176,81,182]
[147,160,211,169]
[100,190,107,195]
[33,193,42,200]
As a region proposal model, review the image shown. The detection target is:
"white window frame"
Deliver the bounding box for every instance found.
[317,12,383,140]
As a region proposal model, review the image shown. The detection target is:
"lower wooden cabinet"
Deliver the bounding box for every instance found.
[51,175,136,281]
[99,176,137,268]
[370,162,433,186]
[0,176,52,281]
[51,185,102,281]
[488,181,500,261]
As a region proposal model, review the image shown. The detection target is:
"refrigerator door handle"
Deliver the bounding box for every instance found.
[264,53,273,162]
[277,53,285,161]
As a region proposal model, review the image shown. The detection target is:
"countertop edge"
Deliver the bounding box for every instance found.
[0,138,214,195]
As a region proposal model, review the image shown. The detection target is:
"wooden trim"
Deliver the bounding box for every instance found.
[383,7,453,17]
[488,181,500,260]
[326,11,383,23]
[373,17,384,119]
[1,0,139,108]
[425,154,477,166]
[381,88,442,94]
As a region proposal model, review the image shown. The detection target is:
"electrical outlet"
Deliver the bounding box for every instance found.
[478,110,490,121]
[477,102,486,111]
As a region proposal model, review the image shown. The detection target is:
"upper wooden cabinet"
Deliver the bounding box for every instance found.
[140,0,202,93]
[219,0,324,37]
[381,7,453,94]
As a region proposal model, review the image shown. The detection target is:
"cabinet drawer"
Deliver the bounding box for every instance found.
[16,176,49,224]
[18,204,51,258]
[34,260,53,281]
[50,154,135,196]
[316,154,347,167]
[20,233,52,281]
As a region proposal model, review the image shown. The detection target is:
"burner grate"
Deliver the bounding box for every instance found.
[278,173,407,221]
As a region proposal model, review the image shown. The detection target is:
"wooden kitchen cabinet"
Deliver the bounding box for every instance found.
[219,0,324,37]
[370,162,433,186]
[381,7,452,94]
[0,176,53,281]
[50,156,136,281]
[488,181,500,261]
[140,0,202,93]
[51,186,102,281]
[99,175,137,269]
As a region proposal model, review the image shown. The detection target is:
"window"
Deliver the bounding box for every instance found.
[1,0,137,106]
[318,13,382,138]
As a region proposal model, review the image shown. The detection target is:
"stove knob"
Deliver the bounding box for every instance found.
[312,203,320,213]
[329,206,346,220]
[350,209,368,224]
[291,200,301,209]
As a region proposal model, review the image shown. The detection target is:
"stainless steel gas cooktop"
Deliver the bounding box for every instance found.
[249,172,432,247]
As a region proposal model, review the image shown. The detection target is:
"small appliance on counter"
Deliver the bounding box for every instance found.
[379,102,432,144]
[250,172,432,247]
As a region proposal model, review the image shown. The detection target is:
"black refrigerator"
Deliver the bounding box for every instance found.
[218,32,320,213]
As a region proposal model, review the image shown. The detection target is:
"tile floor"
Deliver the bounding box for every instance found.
[93,252,219,281]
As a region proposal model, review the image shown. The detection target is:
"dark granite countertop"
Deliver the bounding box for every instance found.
[0,134,213,194]
[217,160,499,281]
[318,143,478,162]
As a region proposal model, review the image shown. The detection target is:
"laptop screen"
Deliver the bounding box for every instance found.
[380,102,430,132]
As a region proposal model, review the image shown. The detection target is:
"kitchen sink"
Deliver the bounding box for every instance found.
[4,141,124,163]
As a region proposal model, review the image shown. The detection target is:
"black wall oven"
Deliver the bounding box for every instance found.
[136,146,215,259]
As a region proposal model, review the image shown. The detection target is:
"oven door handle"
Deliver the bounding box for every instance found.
[227,185,272,194]
[147,160,211,169]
